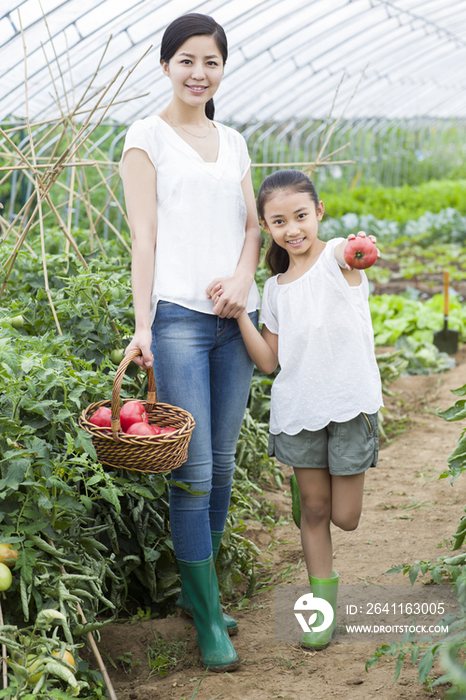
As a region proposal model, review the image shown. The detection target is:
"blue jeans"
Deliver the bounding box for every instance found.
[151,301,258,561]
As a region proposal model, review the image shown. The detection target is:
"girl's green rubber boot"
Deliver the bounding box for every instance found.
[300,571,339,650]
[176,531,238,635]
[177,555,239,671]
[290,474,301,528]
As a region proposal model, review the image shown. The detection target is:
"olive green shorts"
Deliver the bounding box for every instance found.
[267,412,379,475]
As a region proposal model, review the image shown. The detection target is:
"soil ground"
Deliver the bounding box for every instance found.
[95,346,466,700]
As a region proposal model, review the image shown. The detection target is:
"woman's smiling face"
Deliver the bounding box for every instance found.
[262,190,325,259]
[161,35,225,108]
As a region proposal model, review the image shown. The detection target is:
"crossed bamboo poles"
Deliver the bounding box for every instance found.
[0,8,151,336]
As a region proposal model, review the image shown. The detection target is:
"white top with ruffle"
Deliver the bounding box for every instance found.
[260,238,383,434]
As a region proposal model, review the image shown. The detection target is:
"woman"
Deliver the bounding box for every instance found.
[120,13,261,671]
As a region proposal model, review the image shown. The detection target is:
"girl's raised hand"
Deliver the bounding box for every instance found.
[339,230,380,271]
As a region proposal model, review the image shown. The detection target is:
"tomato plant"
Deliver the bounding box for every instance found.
[0,227,269,698]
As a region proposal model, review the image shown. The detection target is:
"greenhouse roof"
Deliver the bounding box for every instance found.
[1,0,466,125]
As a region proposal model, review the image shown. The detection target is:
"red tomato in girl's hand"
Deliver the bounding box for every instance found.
[344,236,378,269]
[125,422,159,436]
[119,401,148,432]
[89,406,112,428]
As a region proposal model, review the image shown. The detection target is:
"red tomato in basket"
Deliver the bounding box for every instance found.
[120,401,148,432]
[158,426,177,436]
[89,406,112,428]
[125,422,159,436]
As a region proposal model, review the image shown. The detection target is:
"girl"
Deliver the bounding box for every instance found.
[120,14,261,671]
[214,169,383,650]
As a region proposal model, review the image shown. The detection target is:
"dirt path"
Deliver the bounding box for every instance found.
[98,347,466,700]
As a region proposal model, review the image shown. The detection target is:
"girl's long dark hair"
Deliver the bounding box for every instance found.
[160,13,228,120]
[257,170,320,276]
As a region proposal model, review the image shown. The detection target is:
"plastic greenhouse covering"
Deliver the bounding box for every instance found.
[1,0,466,125]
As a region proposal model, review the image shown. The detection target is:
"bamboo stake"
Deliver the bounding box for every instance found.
[313,67,367,169]
[3,92,149,133]
[75,154,97,253]
[38,190,122,339]
[64,29,76,258]
[315,72,345,163]
[0,155,90,274]
[75,36,113,112]
[0,193,38,248]
[59,44,152,171]
[41,40,66,121]
[251,159,355,167]
[39,0,71,116]
[91,179,121,230]
[0,202,41,300]
[0,161,112,171]
[52,67,125,173]
[0,595,7,690]
[54,177,131,254]
[0,214,37,256]
[18,8,63,336]
[81,140,129,228]
[319,142,352,160]
[64,123,77,257]
[65,43,152,164]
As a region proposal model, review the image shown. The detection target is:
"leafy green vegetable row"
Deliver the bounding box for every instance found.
[320,179,466,222]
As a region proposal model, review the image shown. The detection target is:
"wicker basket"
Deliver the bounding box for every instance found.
[79,349,195,473]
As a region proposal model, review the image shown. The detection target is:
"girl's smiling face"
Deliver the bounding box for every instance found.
[161,35,225,109]
[262,190,325,259]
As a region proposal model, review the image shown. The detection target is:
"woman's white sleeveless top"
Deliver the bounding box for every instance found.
[121,115,260,324]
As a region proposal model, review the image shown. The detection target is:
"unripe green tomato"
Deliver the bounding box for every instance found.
[0,562,12,591]
[10,315,24,329]
[26,655,43,684]
[110,349,125,365]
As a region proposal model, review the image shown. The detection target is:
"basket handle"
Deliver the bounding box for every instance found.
[110,349,157,437]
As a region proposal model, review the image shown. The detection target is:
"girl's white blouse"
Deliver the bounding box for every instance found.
[260,238,383,435]
[121,115,261,324]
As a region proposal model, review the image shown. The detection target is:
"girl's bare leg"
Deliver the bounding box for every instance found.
[294,469,366,579]
[330,472,365,531]
[293,468,333,579]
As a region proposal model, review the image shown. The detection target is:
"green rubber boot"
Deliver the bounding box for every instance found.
[177,556,239,671]
[300,571,339,650]
[177,531,238,635]
[290,474,301,529]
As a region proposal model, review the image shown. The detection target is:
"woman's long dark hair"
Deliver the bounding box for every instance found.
[257,170,320,276]
[160,13,228,120]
